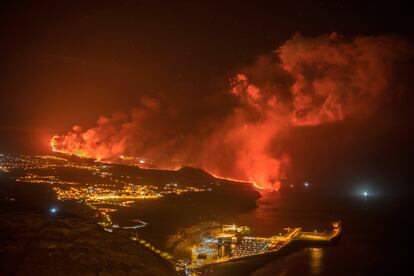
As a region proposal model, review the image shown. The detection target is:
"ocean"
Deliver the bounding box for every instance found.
[226,191,410,276]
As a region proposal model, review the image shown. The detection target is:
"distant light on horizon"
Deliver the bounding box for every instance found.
[304,182,310,188]
[353,182,382,199]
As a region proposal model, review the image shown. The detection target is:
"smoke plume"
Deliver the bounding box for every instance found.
[51,33,412,189]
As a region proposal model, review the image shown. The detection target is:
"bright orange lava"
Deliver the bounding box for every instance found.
[49,138,265,191]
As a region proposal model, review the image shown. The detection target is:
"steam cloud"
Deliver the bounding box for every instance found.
[51,33,412,189]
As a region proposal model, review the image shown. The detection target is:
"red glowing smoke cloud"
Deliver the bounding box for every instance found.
[280,33,411,126]
[51,33,412,189]
[51,96,184,165]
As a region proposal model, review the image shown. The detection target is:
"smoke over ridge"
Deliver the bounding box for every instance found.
[51,33,413,189]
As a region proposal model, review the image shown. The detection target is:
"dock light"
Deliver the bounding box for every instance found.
[49,207,58,214]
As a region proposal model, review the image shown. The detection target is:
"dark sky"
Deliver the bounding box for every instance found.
[0,0,412,152]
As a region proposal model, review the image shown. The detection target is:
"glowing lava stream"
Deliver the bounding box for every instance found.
[205,171,263,190]
[50,139,263,191]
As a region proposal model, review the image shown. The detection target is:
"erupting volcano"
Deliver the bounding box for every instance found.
[51,33,412,189]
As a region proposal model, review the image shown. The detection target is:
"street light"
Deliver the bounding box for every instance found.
[49,207,58,215]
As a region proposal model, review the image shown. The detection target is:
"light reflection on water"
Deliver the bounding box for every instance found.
[310,248,323,275]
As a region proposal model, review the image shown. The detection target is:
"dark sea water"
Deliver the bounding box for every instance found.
[110,187,410,276]
[223,192,410,276]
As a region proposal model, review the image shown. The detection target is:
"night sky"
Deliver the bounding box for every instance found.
[0,1,412,142]
[1,1,413,193]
